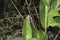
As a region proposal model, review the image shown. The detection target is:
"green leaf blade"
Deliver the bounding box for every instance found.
[51,0,60,9]
[32,25,48,40]
[48,9,60,27]
[22,16,32,40]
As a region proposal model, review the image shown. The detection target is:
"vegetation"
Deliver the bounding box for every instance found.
[0,0,60,40]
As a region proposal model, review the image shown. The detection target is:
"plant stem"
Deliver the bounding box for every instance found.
[11,0,23,18]
[44,5,48,40]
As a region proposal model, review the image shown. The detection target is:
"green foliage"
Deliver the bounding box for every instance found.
[39,0,60,39]
[29,38,37,40]
[22,16,32,40]
[39,0,45,28]
[22,0,60,40]
[39,0,60,28]
[32,26,48,40]
[22,15,48,40]
[51,0,60,9]
[45,0,51,5]
[48,9,60,27]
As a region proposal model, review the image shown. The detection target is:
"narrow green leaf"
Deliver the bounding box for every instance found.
[39,0,49,28]
[39,0,45,28]
[22,15,32,40]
